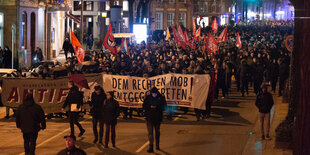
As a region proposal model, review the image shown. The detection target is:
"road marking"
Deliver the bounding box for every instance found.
[19,118,90,155]
[136,141,149,153]
[135,114,183,153]
[174,114,183,121]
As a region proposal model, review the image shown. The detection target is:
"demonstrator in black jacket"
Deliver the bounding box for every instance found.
[16,93,46,155]
[90,86,106,144]
[143,87,166,153]
[255,83,274,140]
[62,81,85,137]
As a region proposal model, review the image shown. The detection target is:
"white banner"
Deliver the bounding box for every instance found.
[1,73,210,112]
[102,74,210,110]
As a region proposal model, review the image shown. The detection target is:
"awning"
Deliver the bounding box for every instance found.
[65,12,81,24]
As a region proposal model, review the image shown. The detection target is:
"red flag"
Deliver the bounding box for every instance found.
[70,28,85,64]
[192,17,196,36]
[236,32,242,48]
[195,27,201,38]
[178,25,184,37]
[217,26,228,43]
[69,74,90,89]
[205,33,218,54]
[190,39,196,50]
[184,30,189,46]
[103,24,117,55]
[211,18,218,33]
[172,25,186,49]
[237,19,241,25]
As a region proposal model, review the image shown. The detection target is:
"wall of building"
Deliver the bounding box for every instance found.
[150,0,192,31]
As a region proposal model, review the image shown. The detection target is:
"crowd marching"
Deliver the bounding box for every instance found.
[1,20,293,154]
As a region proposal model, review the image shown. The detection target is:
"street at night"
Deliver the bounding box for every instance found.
[0,85,291,154]
[1,0,310,154]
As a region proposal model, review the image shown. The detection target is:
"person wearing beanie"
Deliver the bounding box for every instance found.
[143,87,166,153]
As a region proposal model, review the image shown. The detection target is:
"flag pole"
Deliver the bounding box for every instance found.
[80,0,84,42]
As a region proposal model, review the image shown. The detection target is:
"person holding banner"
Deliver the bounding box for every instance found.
[90,86,106,144]
[62,81,85,137]
[143,87,166,153]
[103,91,120,148]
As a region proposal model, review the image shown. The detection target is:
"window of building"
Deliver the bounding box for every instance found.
[123,0,129,11]
[212,5,216,12]
[73,1,93,11]
[168,0,175,3]
[22,12,27,49]
[106,18,110,26]
[179,12,186,26]
[85,1,93,11]
[123,17,129,28]
[156,0,163,2]
[167,12,174,26]
[106,1,110,10]
[0,12,3,48]
[155,12,163,30]
[179,0,186,3]
[114,0,119,5]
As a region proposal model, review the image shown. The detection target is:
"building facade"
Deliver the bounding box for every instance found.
[193,0,232,27]
[232,0,294,22]
[0,0,73,68]
[71,0,131,46]
[149,0,192,31]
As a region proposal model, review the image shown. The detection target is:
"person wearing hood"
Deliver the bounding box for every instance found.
[143,87,166,153]
[62,81,85,137]
[16,93,46,155]
[90,86,106,144]
[103,91,120,148]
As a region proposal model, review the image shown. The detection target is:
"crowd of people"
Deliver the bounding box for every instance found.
[5,20,294,154]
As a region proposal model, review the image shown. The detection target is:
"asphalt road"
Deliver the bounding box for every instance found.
[0,86,258,155]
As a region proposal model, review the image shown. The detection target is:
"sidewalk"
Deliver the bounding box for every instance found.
[242,93,292,155]
[52,51,67,64]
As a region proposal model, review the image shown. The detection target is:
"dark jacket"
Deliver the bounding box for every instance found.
[279,62,289,81]
[103,98,120,125]
[253,63,264,81]
[62,86,84,112]
[63,40,72,52]
[143,93,166,123]
[269,62,279,79]
[16,99,46,133]
[239,62,249,80]
[57,147,86,155]
[255,92,274,113]
[90,92,106,117]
